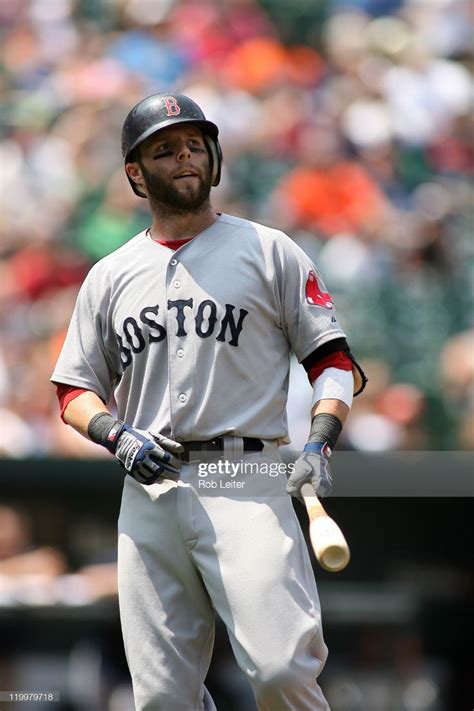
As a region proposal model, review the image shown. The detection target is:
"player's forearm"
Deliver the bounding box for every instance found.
[308,363,353,452]
[310,365,353,419]
[308,398,349,452]
[63,391,110,439]
[311,398,349,424]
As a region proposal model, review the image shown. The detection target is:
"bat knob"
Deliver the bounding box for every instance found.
[309,516,351,572]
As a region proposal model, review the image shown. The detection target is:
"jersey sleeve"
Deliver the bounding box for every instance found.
[50,267,118,403]
[274,234,347,362]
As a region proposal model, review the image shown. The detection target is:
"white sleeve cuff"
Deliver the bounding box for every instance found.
[311,367,354,410]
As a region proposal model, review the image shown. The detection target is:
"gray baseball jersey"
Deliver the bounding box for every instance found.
[52,213,345,442]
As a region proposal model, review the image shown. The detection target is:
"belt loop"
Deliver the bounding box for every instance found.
[222,435,243,458]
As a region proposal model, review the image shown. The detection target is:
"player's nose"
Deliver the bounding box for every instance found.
[176,142,192,161]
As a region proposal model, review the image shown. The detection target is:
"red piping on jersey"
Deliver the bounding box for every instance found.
[308,351,353,384]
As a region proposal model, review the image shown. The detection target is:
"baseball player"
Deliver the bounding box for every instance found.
[51,93,366,711]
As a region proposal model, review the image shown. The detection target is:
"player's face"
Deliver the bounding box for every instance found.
[130,125,212,214]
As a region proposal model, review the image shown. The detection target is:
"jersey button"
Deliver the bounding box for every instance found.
[178,393,187,403]
[170,258,178,266]
[177,349,184,358]
[173,280,181,288]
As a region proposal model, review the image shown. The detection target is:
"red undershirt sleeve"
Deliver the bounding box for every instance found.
[308,351,353,385]
[55,383,102,423]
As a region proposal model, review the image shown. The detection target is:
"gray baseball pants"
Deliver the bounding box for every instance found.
[117,439,330,710]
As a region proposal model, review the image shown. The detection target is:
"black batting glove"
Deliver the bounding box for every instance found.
[88,413,184,485]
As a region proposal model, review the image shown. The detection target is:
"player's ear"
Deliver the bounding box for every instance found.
[125,162,146,193]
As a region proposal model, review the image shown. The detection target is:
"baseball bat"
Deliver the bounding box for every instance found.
[300,483,350,572]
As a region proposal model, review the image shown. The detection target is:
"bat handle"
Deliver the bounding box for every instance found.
[300,483,351,573]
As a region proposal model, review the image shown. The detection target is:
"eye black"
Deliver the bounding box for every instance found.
[153,149,172,159]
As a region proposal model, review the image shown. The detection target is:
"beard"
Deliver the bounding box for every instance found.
[140,163,212,217]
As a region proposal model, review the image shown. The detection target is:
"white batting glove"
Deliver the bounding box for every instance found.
[286,442,333,498]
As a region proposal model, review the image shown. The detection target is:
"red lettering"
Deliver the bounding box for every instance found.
[163,97,181,116]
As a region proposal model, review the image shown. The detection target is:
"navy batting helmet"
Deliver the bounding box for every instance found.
[121,92,222,197]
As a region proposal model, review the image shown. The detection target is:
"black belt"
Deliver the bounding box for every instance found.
[180,437,263,462]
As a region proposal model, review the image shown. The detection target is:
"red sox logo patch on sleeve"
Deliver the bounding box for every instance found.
[305,270,334,309]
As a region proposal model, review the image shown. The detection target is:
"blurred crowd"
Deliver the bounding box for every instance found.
[0,0,473,457]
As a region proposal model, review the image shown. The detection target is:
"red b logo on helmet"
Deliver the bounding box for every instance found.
[305,271,334,309]
[163,97,181,117]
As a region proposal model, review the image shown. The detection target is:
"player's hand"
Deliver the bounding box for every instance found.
[114,425,184,485]
[286,443,332,498]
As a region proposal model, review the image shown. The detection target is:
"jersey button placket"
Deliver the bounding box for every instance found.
[166,262,193,437]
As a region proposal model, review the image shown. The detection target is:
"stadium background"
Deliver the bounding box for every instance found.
[0,0,472,709]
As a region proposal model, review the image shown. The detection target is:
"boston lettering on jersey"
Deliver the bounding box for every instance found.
[116,298,249,369]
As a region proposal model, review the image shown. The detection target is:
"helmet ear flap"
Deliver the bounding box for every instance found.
[205,135,222,187]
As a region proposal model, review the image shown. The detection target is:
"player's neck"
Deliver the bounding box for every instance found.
[148,205,217,242]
